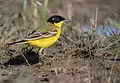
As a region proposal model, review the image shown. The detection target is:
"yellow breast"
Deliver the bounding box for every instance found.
[27,29,61,48]
[27,21,64,48]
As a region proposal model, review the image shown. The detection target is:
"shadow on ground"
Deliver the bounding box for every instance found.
[2,51,39,66]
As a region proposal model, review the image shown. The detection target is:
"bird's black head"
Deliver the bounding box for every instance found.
[47,15,65,24]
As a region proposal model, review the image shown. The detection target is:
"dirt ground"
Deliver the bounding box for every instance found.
[0,0,120,83]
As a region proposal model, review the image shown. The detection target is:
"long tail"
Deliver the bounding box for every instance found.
[7,40,27,45]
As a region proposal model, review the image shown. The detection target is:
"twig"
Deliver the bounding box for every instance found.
[95,7,99,29]
[107,50,118,83]
[22,53,31,67]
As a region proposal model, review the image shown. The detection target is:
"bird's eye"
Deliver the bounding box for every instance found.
[56,17,59,21]
[53,17,59,21]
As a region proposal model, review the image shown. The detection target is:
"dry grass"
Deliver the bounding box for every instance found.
[0,0,120,83]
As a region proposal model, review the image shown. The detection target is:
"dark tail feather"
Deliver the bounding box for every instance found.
[7,40,26,45]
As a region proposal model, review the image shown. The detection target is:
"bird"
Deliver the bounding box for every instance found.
[7,15,69,57]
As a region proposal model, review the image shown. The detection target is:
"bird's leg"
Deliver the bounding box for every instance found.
[38,48,44,65]
[39,48,44,55]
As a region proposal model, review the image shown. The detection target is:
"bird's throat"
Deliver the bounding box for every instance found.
[54,21,64,29]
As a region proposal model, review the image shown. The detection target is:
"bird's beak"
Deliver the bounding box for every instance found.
[64,19,71,22]
[63,19,71,24]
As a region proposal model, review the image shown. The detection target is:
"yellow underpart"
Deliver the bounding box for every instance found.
[54,21,64,29]
[26,21,64,49]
